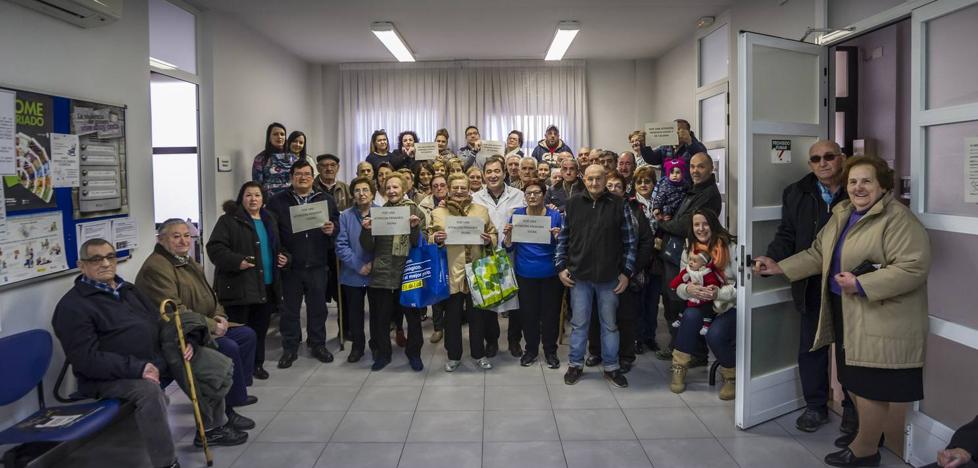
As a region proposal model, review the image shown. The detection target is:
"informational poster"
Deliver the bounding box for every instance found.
[51,133,80,187]
[111,217,138,250]
[370,206,411,236]
[481,140,504,158]
[0,212,68,286]
[415,142,438,161]
[445,216,484,245]
[966,138,978,204]
[0,90,14,174]
[771,139,792,164]
[289,201,329,233]
[71,100,128,220]
[4,91,56,213]
[75,220,111,248]
[511,214,552,244]
[644,122,679,148]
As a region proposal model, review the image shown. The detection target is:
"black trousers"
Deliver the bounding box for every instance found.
[483,298,501,348]
[799,307,856,410]
[588,288,637,362]
[517,275,563,357]
[281,267,328,351]
[431,299,447,332]
[445,292,496,360]
[367,287,422,360]
[342,285,368,353]
[225,287,276,366]
[326,248,339,304]
[508,305,523,345]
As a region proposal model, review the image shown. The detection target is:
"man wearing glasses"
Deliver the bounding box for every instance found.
[52,238,245,468]
[763,140,856,435]
[267,160,340,369]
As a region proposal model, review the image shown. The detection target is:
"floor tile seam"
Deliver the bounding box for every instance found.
[683,397,746,468]
[617,402,657,468]
[539,369,568,468]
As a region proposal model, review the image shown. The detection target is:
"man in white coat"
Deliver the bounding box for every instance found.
[471,155,527,358]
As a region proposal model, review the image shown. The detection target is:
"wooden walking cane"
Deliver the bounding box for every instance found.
[159,299,214,467]
[335,256,345,351]
[558,289,568,345]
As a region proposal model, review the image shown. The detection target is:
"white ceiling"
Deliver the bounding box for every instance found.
[193,0,734,63]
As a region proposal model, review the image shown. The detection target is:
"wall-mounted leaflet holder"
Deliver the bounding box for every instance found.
[78,142,122,212]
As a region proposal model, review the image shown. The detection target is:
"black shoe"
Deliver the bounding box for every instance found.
[796,407,829,433]
[545,353,560,369]
[371,357,390,371]
[311,346,334,363]
[485,342,499,358]
[585,355,602,367]
[408,356,424,372]
[520,353,538,367]
[509,340,523,358]
[253,366,269,380]
[239,395,258,407]
[564,366,583,385]
[634,341,647,355]
[604,369,629,388]
[619,360,633,374]
[347,349,364,363]
[644,339,661,352]
[840,405,859,435]
[834,432,884,449]
[689,355,709,368]
[824,448,881,467]
[226,409,256,430]
[194,425,248,447]
[277,350,298,369]
[158,461,180,468]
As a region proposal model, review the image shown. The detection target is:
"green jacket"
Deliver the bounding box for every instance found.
[359,200,425,290]
[136,243,227,334]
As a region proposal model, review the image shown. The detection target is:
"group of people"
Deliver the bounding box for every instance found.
[49,116,945,468]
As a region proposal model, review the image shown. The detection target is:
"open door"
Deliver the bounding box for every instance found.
[735,32,827,429]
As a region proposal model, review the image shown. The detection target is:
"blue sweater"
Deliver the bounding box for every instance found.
[336,205,376,287]
[507,206,562,278]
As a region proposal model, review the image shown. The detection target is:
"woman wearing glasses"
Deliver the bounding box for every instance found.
[502,178,563,368]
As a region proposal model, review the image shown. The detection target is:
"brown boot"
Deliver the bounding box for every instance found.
[719,366,736,401]
[670,350,691,394]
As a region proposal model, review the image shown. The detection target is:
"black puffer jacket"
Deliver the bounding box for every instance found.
[765,172,847,314]
[206,202,286,306]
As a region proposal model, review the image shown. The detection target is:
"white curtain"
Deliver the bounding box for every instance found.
[338,60,588,182]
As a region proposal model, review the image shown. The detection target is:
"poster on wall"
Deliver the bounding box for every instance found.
[51,133,80,188]
[966,137,978,204]
[0,212,68,286]
[3,91,57,213]
[70,100,129,220]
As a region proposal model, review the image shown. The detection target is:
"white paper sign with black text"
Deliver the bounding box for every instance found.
[511,214,552,244]
[445,216,484,245]
[370,206,411,236]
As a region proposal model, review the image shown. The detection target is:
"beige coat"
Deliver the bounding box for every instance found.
[429,203,498,294]
[779,192,931,369]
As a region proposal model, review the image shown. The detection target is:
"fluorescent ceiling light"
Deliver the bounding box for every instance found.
[545,21,580,61]
[816,27,856,45]
[371,22,415,62]
[149,57,177,70]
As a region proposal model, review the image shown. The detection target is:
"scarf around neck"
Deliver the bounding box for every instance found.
[445,197,479,263]
[386,197,416,257]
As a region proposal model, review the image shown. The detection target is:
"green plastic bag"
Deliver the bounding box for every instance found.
[465,248,519,309]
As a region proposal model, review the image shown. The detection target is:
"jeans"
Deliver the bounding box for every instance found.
[675,306,736,368]
[91,379,175,467]
[589,288,637,363]
[224,287,276,366]
[637,274,662,343]
[341,285,368,353]
[569,279,620,371]
[368,287,423,360]
[516,275,563,357]
[281,267,328,351]
[215,326,256,407]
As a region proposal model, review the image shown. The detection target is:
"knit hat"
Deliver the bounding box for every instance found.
[664,158,686,179]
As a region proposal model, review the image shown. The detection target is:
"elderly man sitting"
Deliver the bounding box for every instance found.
[136,218,258,431]
[52,239,246,468]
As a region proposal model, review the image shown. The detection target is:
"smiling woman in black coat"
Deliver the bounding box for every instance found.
[206,181,289,379]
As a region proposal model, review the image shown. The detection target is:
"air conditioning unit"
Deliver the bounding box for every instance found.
[8,0,123,28]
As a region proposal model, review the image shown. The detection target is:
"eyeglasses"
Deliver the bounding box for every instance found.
[635,179,653,185]
[525,190,544,197]
[293,172,314,179]
[809,153,839,164]
[82,254,118,264]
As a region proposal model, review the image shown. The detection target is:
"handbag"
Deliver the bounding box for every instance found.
[464,248,519,310]
[399,234,451,308]
[660,234,685,266]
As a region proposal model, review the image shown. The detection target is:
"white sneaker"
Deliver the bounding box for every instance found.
[477,357,493,370]
[445,360,461,372]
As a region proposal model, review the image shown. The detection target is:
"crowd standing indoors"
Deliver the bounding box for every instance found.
[45,119,945,468]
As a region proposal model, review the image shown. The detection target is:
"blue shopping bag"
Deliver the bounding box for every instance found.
[400,234,451,308]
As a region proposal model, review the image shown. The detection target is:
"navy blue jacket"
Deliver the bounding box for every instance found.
[267,188,340,270]
[52,276,166,395]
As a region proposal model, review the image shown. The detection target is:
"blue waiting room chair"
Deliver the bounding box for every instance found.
[0,330,120,467]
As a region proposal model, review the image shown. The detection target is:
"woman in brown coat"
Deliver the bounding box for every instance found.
[754,156,931,467]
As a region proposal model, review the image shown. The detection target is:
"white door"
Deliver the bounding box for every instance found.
[735,32,827,429]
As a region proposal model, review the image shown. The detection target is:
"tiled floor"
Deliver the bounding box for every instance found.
[55,307,911,468]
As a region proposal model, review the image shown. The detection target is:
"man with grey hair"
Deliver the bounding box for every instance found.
[515,156,538,190]
[618,151,637,197]
[546,156,584,213]
[53,239,245,468]
[136,218,259,432]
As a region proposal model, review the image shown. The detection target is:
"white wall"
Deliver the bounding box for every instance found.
[650,40,697,125]
[0,0,155,428]
[585,59,638,151]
